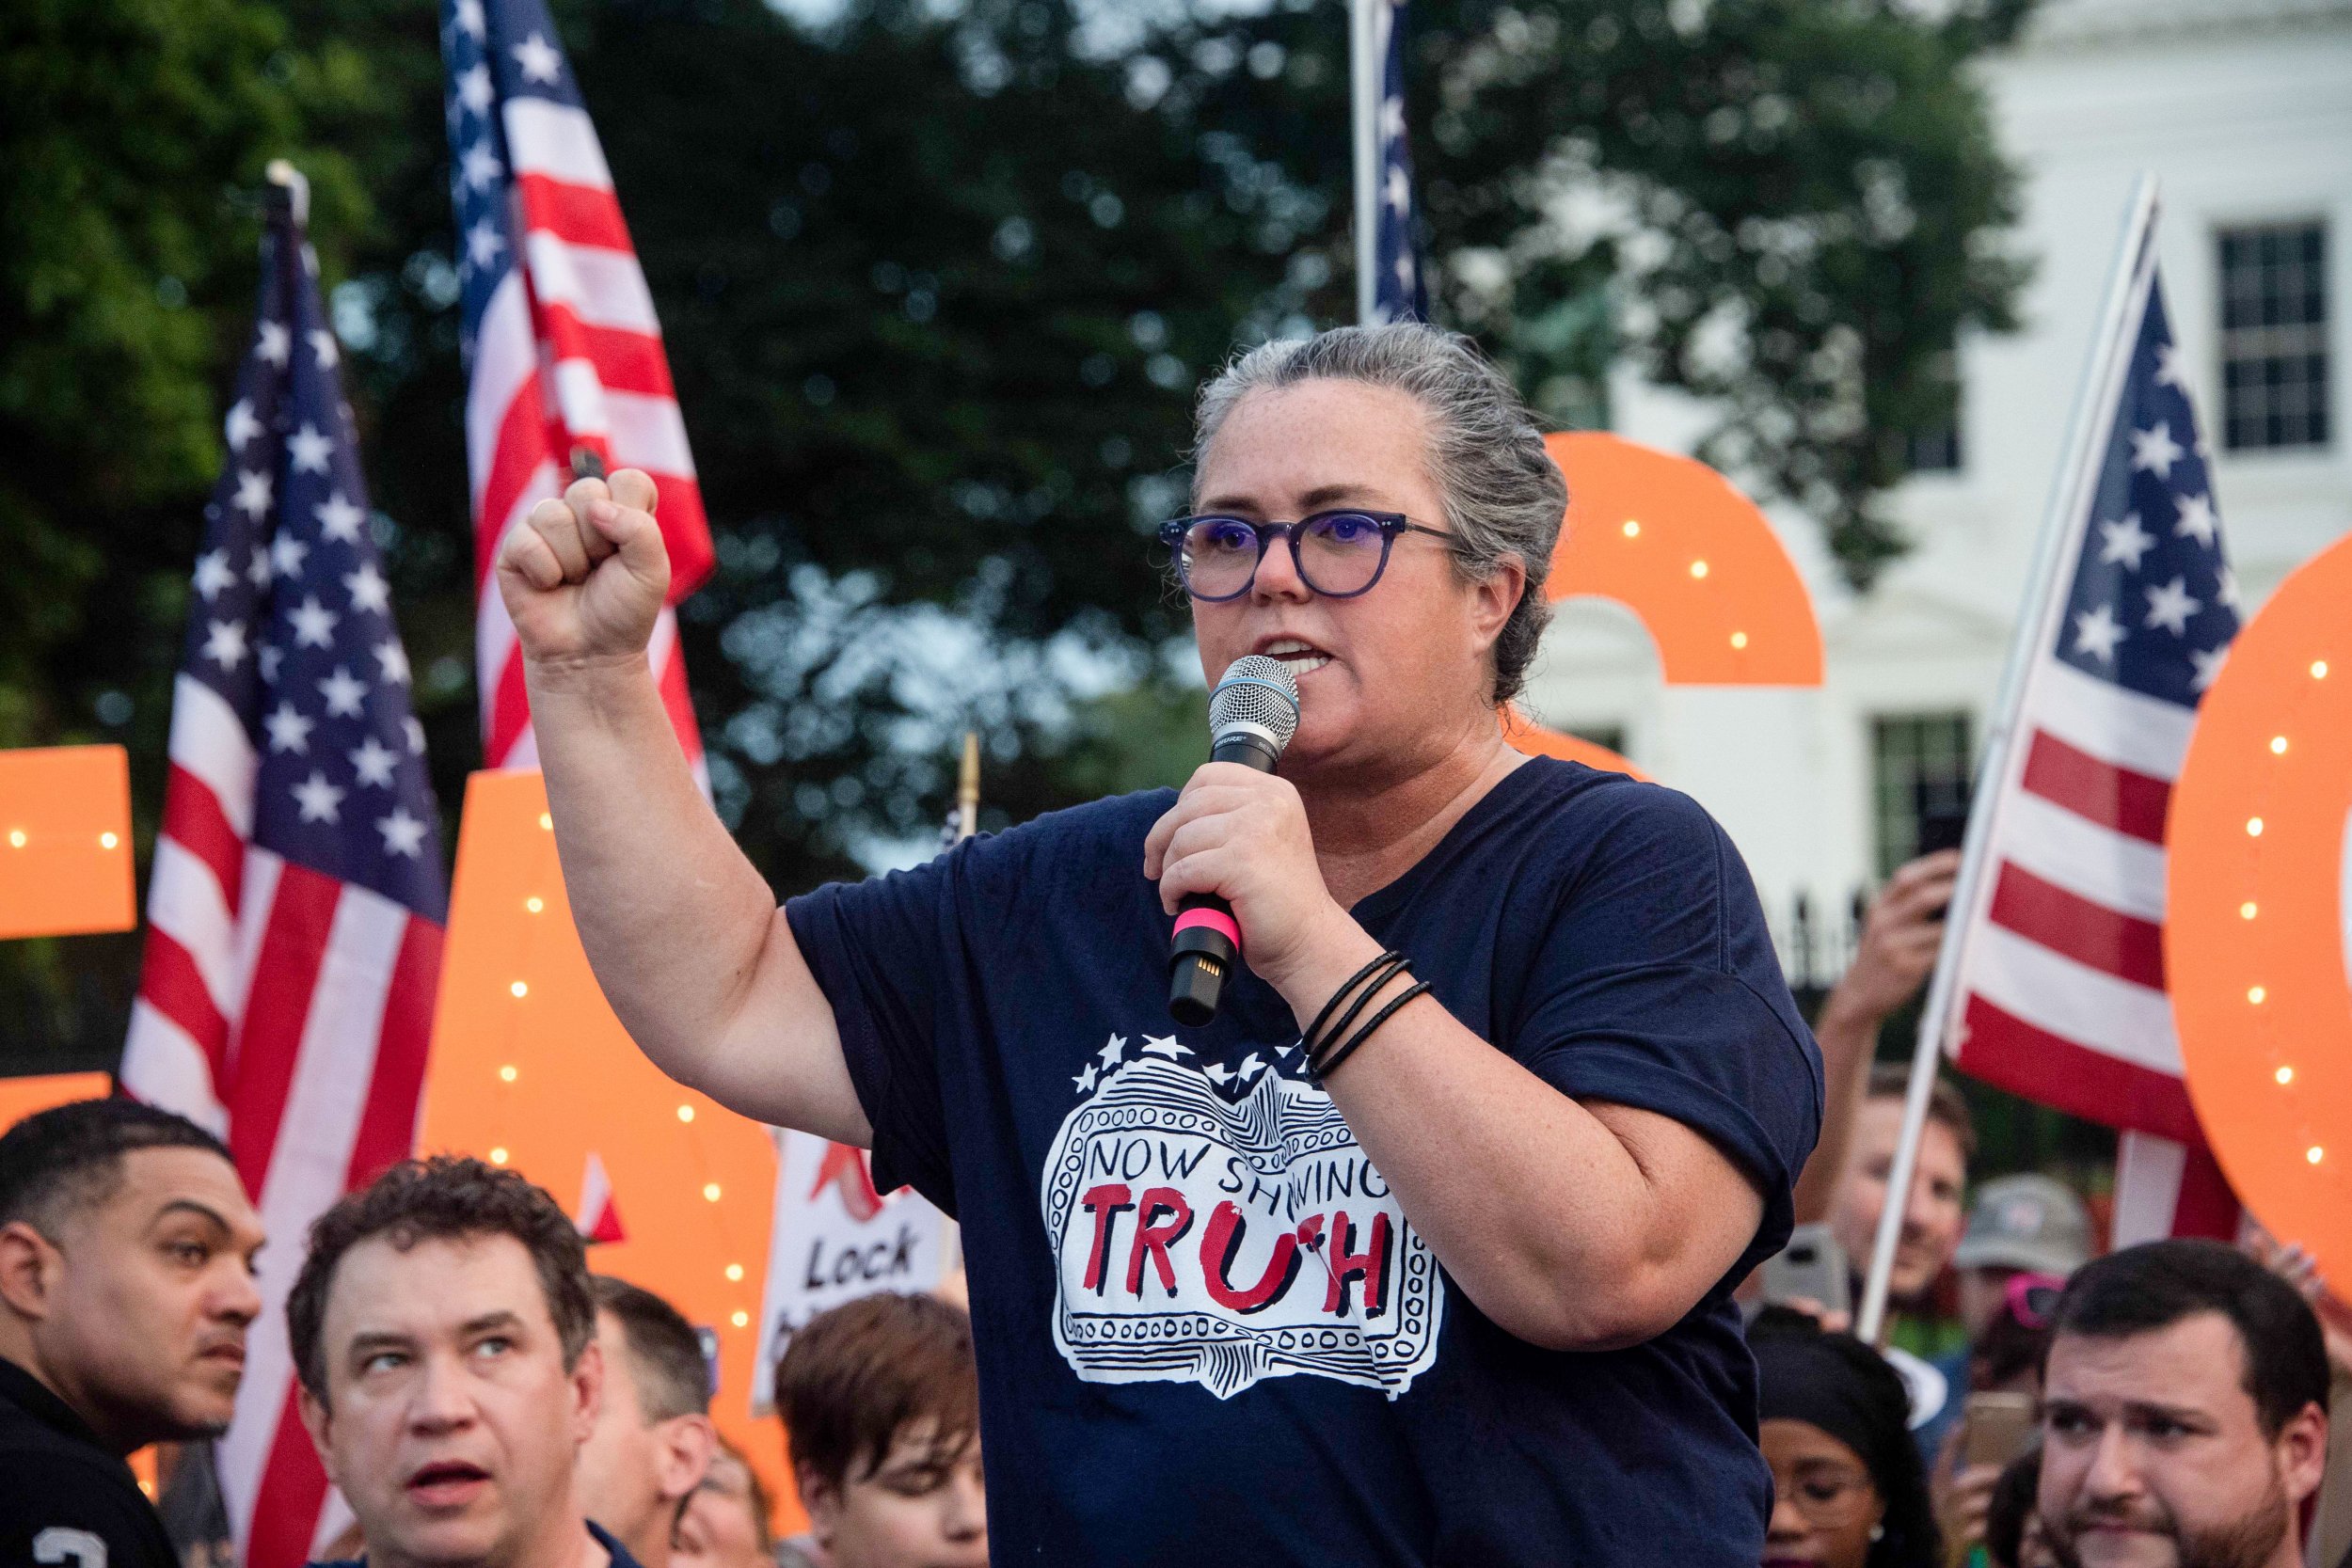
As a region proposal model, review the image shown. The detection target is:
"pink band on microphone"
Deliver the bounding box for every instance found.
[1173,907,1242,949]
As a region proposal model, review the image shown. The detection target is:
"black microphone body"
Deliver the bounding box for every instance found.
[1168,657,1299,1026]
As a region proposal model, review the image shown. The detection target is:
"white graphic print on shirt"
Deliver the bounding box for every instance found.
[1041,1031,1444,1400]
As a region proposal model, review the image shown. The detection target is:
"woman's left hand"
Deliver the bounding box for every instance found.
[1143,761,1357,1000]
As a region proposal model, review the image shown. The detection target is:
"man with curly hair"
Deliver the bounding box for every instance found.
[290,1156,632,1568]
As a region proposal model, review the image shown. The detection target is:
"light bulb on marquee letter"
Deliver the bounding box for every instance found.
[2167,530,2352,1286]
[421,769,791,1522]
[0,746,135,941]
[1502,434,1825,776]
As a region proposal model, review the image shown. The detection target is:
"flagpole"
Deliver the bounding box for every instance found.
[263,158,310,226]
[1350,0,1380,325]
[955,730,981,843]
[1855,173,2163,1344]
[941,730,981,1285]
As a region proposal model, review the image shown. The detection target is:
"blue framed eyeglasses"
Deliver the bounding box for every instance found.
[1158,510,1454,602]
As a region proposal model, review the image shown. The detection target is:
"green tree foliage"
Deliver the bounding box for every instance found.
[1143,0,2034,582]
[0,0,2027,1066]
[0,0,390,1059]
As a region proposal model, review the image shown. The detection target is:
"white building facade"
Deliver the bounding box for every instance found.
[1518,0,2352,955]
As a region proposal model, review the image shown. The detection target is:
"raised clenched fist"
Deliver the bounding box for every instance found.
[495,467,671,669]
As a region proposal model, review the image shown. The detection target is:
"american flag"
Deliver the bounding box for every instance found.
[120,182,447,1564]
[1941,231,2243,1242]
[443,0,713,776]
[1369,0,1426,325]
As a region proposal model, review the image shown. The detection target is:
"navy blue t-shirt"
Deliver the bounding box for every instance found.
[787,756,1821,1565]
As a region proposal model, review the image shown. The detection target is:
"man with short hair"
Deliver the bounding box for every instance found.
[289,1155,630,1568]
[770,1293,985,1568]
[1825,1063,1977,1314]
[576,1276,715,1568]
[2039,1239,2329,1568]
[0,1098,264,1565]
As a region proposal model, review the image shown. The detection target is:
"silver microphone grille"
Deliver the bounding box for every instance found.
[1207,655,1301,754]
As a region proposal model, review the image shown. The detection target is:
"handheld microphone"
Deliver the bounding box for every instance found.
[1167,655,1301,1026]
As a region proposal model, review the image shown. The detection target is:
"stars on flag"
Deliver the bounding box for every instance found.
[194,550,236,601]
[512,31,563,84]
[376,807,429,858]
[2050,273,2235,712]
[2097,514,2154,571]
[201,620,249,672]
[177,186,443,919]
[288,422,335,474]
[290,595,340,648]
[2190,646,2228,692]
[2172,491,2217,547]
[317,666,369,719]
[453,0,485,38]
[265,701,315,755]
[293,769,347,825]
[455,62,494,116]
[226,399,262,452]
[460,143,502,192]
[350,736,399,788]
[1369,0,1425,325]
[233,469,275,520]
[316,491,366,543]
[2142,576,2201,636]
[270,533,310,580]
[2073,604,2127,663]
[2128,420,2185,480]
[466,219,506,271]
[344,562,390,615]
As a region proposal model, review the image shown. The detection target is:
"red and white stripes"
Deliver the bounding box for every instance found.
[471,92,713,775]
[1953,661,2204,1143]
[122,683,444,1557]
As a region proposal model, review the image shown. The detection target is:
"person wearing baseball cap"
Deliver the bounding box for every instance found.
[1950,1175,2092,1338]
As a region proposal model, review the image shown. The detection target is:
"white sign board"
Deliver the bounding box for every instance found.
[751,1132,953,1416]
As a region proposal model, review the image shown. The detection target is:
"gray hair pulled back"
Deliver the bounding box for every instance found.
[1191,323,1565,706]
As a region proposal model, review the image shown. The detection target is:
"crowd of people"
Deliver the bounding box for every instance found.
[7,1020,2352,1568]
[1746,849,2352,1568]
[0,1101,984,1568]
[2,886,2350,1568]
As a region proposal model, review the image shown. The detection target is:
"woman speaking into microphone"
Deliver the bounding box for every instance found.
[502,323,1820,1564]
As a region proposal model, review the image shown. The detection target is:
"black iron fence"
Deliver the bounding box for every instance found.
[1769,889,1868,1023]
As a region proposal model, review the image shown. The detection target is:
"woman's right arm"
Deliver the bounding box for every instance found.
[497,468,871,1144]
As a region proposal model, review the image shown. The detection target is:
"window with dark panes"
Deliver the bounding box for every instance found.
[1903,347,1963,474]
[1871,713,1972,879]
[2218,222,2330,451]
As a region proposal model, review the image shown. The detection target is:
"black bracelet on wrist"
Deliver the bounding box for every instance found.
[1301,953,1409,1067]
[1299,949,1404,1053]
[1309,979,1431,1085]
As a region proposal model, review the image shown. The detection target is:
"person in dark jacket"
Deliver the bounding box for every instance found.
[0,1099,264,1568]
